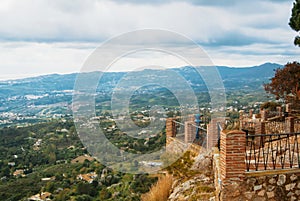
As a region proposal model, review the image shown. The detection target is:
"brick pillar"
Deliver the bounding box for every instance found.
[255,121,265,134]
[220,130,246,185]
[185,121,196,143]
[207,118,225,149]
[286,103,292,113]
[249,109,254,118]
[285,117,295,133]
[239,110,244,120]
[277,106,282,115]
[261,109,268,121]
[166,118,176,137]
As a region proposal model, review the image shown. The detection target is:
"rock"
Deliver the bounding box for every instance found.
[254,185,262,191]
[277,175,286,186]
[290,174,297,181]
[268,178,276,184]
[258,190,265,197]
[112,192,120,198]
[253,197,266,201]
[192,151,212,172]
[209,197,215,201]
[285,183,296,191]
[244,192,254,199]
[287,192,294,197]
[297,182,300,189]
[295,190,300,195]
[266,185,275,192]
[247,178,257,185]
[291,196,297,201]
[257,176,266,184]
[266,191,275,198]
[232,189,240,197]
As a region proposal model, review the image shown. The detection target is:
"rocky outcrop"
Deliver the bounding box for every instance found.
[168,150,216,201]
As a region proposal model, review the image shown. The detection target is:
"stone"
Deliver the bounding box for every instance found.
[258,190,265,197]
[267,185,275,192]
[295,190,300,195]
[247,178,257,185]
[257,176,266,184]
[209,197,215,201]
[291,196,297,201]
[266,191,275,198]
[243,192,253,199]
[254,185,262,191]
[253,197,266,201]
[290,174,298,181]
[285,183,296,191]
[232,190,240,197]
[287,192,294,197]
[277,175,286,186]
[297,182,300,189]
[269,178,276,184]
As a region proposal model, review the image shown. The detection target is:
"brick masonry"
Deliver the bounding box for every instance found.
[184,121,196,143]
[166,118,176,137]
[220,130,246,186]
[207,118,225,150]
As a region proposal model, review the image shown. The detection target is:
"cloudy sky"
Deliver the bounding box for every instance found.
[0,0,299,79]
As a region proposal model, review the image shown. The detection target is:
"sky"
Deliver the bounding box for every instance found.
[0,0,300,80]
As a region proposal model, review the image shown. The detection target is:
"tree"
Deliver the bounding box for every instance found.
[264,62,300,100]
[289,0,300,46]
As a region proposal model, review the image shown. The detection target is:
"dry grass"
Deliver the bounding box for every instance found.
[141,174,173,201]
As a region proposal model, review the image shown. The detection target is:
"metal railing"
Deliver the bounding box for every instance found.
[246,132,300,171]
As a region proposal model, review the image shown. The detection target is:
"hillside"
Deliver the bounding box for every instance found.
[0,63,282,127]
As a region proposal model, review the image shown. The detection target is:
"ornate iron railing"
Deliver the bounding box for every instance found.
[265,121,286,134]
[246,132,300,171]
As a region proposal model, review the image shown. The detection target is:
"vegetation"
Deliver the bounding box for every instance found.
[141,174,173,201]
[0,120,159,200]
[260,101,281,111]
[290,0,300,46]
[264,62,300,101]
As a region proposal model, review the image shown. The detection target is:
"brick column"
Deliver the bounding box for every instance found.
[285,117,295,133]
[166,118,176,137]
[184,121,196,143]
[261,109,268,121]
[207,118,225,149]
[255,121,265,134]
[220,130,246,185]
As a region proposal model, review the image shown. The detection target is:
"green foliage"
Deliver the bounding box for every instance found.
[260,101,280,111]
[164,151,196,179]
[264,62,300,100]
[0,120,159,200]
[290,0,300,46]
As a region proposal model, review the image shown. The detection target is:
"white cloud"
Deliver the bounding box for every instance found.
[0,0,298,79]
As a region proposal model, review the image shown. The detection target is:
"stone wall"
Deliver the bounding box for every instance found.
[166,136,201,156]
[217,129,300,201]
[220,170,300,201]
[166,136,187,154]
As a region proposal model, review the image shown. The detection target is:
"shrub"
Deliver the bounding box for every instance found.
[141,174,173,201]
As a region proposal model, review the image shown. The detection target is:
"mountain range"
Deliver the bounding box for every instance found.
[0,62,283,126]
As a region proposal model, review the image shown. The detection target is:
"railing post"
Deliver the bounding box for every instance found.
[255,121,265,134]
[166,118,176,137]
[285,117,295,133]
[220,130,246,185]
[261,109,268,121]
[184,121,195,143]
[207,118,225,149]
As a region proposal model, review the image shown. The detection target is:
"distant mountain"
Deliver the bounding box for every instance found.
[216,62,282,80]
[0,62,282,97]
[0,62,283,126]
